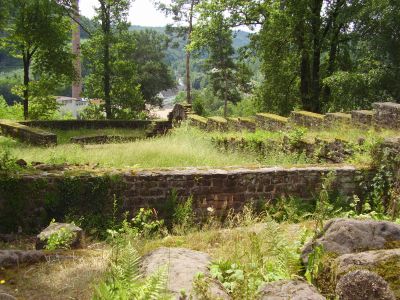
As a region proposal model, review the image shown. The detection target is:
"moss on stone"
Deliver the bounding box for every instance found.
[208,116,228,123]
[188,114,208,124]
[292,111,325,119]
[256,113,288,123]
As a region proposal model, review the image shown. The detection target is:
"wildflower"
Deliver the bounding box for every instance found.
[0,279,5,284]
[207,207,215,213]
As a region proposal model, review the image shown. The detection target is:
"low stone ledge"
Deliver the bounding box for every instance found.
[0,120,57,146]
[351,110,374,127]
[70,135,144,145]
[226,117,256,132]
[324,112,351,127]
[187,114,208,130]
[373,102,400,130]
[256,113,288,131]
[207,116,229,131]
[289,111,325,129]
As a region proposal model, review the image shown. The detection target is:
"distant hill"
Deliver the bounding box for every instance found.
[129,25,251,50]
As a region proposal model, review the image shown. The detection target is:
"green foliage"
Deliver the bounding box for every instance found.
[0,147,20,173]
[0,95,23,120]
[43,219,77,251]
[93,242,169,300]
[2,0,74,119]
[265,197,314,223]
[131,208,164,236]
[305,245,324,284]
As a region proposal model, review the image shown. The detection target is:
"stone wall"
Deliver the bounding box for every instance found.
[168,103,193,123]
[373,102,400,130]
[207,117,229,131]
[227,118,256,132]
[0,120,57,146]
[324,113,351,127]
[20,120,171,133]
[351,110,374,127]
[0,166,369,233]
[289,111,325,129]
[256,113,288,131]
[188,114,208,130]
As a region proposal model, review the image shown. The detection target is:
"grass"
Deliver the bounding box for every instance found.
[0,122,397,168]
[0,126,262,168]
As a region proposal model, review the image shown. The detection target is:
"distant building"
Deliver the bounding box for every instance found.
[56,96,88,118]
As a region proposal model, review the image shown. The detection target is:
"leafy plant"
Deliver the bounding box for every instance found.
[43,220,77,251]
[305,245,325,284]
[93,242,169,300]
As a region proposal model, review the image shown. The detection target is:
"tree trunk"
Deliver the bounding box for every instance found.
[224,71,228,117]
[185,0,195,104]
[296,17,312,110]
[310,0,323,113]
[101,2,112,119]
[322,24,342,104]
[23,53,30,120]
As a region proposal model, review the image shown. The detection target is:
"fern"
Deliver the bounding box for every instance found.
[93,242,170,300]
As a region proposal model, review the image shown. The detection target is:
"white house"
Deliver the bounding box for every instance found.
[56,96,88,119]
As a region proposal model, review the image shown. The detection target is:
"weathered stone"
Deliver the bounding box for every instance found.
[0,120,57,146]
[188,114,208,130]
[289,111,325,129]
[227,117,256,132]
[333,249,400,298]
[0,250,46,268]
[70,135,142,144]
[168,103,193,123]
[15,159,27,168]
[258,279,325,300]
[140,247,230,299]
[301,218,400,265]
[0,292,17,300]
[35,222,84,250]
[324,113,351,128]
[373,102,400,130]
[207,117,229,131]
[256,113,288,131]
[335,270,396,300]
[351,110,374,127]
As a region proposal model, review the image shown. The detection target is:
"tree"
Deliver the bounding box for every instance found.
[157,0,201,104]
[130,29,175,106]
[2,0,74,119]
[83,27,144,119]
[191,11,251,117]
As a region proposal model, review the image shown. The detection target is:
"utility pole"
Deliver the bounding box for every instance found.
[71,0,82,99]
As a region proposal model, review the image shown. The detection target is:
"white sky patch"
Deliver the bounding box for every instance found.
[79,0,173,27]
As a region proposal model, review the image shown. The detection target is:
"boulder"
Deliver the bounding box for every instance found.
[140,247,230,299]
[0,250,46,268]
[0,293,17,300]
[301,218,400,264]
[335,270,395,300]
[333,249,400,298]
[35,222,84,250]
[258,279,325,300]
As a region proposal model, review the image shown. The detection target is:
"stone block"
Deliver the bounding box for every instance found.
[256,113,288,131]
[187,114,208,130]
[206,116,229,131]
[351,110,374,127]
[324,112,351,128]
[0,120,57,146]
[373,102,400,130]
[289,111,325,129]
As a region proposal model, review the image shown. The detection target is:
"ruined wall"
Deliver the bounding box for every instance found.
[0,120,57,146]
[0,166,368,233]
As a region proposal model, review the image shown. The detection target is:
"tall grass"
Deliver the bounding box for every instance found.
[0,126,261,168]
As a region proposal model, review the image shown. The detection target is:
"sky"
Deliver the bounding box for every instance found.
[80,0,173,27]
